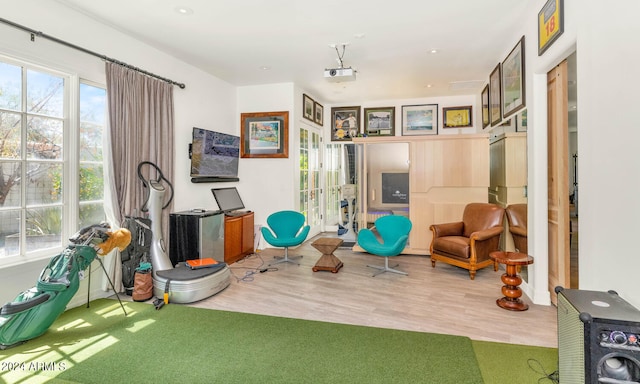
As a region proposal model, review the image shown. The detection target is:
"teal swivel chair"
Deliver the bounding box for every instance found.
[261,211,310,265]
[357,215,412,276]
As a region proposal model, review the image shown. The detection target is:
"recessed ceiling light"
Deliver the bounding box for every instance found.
[429,49,439,54]
[259,65,271,70]
[425,84,433,88]
[174,6,193,15]
[354,33,365,39]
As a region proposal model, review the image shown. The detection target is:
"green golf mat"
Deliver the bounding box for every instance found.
[0,299,556,383]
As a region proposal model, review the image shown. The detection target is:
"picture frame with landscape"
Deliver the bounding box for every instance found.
[489,63,502,126]
[502,36,526,118]
[314,101,323,126]
[240,111,289,158]
[303,94,314,122]
[401,104,438,136]
[481,85,490,129]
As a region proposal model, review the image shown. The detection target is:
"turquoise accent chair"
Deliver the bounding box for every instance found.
[261,211,310,265]
[357,215,412,276]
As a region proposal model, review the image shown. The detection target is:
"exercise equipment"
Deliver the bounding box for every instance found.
[137,162,230,304]
[339,184,357,242]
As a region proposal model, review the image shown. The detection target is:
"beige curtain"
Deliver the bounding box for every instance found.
[103,62,175,291]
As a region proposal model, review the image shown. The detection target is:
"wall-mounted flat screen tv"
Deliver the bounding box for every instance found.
[190,127,240,179]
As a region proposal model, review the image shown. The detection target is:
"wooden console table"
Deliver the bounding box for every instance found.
[489,251,534,311]
[311,238,344,273]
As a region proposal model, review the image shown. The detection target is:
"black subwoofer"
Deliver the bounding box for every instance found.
[556,287,640,383]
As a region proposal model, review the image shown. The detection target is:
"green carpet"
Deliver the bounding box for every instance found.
[0,299,557,383]
[473,340,558,384]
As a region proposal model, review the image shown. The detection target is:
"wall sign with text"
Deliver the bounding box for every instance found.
[538,0,564,56]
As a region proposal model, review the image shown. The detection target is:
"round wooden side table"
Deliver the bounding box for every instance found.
[489,251,534,311]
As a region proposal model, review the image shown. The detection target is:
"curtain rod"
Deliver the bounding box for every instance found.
[0,17,186,89]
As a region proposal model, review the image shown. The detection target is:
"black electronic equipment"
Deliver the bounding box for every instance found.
[189,127,240,182]
[211,187,245,213]
[556,287,640,383]
[169,210,224,266]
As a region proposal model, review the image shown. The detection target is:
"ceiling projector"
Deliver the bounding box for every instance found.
[324,67,356,82]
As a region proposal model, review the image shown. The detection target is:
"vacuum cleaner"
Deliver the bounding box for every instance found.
[137,161,230,304]
[0,224,131,349]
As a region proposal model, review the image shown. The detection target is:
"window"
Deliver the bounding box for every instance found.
[78,83,106,228]
[0,58,106,264]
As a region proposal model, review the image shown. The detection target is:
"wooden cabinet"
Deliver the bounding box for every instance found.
[489,132,527,207]
[224,212,254,264]
[353,134,490,255]
[489,132,527,251]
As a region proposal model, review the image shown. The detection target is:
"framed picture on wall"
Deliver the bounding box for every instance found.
[303,94,314,122]
[401,104,438,136]
[364,107,395,136]
[443,106,473,128]
[481,85,490,129]
[516,109,528,132]
[240,111,289,158]
[502,36,526,119]
[331,106,360,141]
[314,102,323,126]
[489,63,502,126]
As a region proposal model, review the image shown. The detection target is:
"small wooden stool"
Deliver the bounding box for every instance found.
[311,238,344,273]
[489,251,534,311]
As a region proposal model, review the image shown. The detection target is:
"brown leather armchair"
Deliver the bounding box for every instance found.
[505,204,527,254]
[429,203,505,280]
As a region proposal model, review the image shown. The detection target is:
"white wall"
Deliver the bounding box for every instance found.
[521,0,640,308]
[572,1,640,308]
[2,0,639,311]
[236,83,296,229]
[0,1,237,306]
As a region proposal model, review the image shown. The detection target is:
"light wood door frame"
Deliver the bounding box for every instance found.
[547,60,571,304]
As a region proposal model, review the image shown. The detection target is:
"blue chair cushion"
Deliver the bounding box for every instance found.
[261,211,310,248]
[357,215,412,257]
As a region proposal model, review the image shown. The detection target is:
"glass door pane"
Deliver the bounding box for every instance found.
[299,126,322,236]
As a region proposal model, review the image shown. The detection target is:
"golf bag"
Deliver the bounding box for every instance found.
[120,216,152,296]
[0,225,131,349]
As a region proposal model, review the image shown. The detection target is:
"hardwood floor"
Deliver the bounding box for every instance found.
[185,233,558,348]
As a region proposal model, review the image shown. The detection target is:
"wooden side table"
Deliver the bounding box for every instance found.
[489,251,534,311]
[311,238,344,273]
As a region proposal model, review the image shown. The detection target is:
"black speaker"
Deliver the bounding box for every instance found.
[556,287,640,383]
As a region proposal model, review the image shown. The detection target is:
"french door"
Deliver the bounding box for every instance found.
[299,126,322,236]
[323,143,343,231]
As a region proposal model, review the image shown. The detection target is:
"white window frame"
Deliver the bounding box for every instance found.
[0,54,105,269]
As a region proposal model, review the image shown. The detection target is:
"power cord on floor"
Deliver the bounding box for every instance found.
[228,252,278,282]
[527,358,559,384]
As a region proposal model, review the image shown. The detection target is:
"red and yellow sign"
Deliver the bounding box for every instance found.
[538,0,564,55]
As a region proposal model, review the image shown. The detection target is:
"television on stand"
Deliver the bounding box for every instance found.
[189,127,240,183]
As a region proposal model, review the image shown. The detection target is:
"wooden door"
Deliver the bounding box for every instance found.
[547,60,571,304]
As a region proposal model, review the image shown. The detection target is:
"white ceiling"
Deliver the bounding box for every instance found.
[54,0,530,104]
